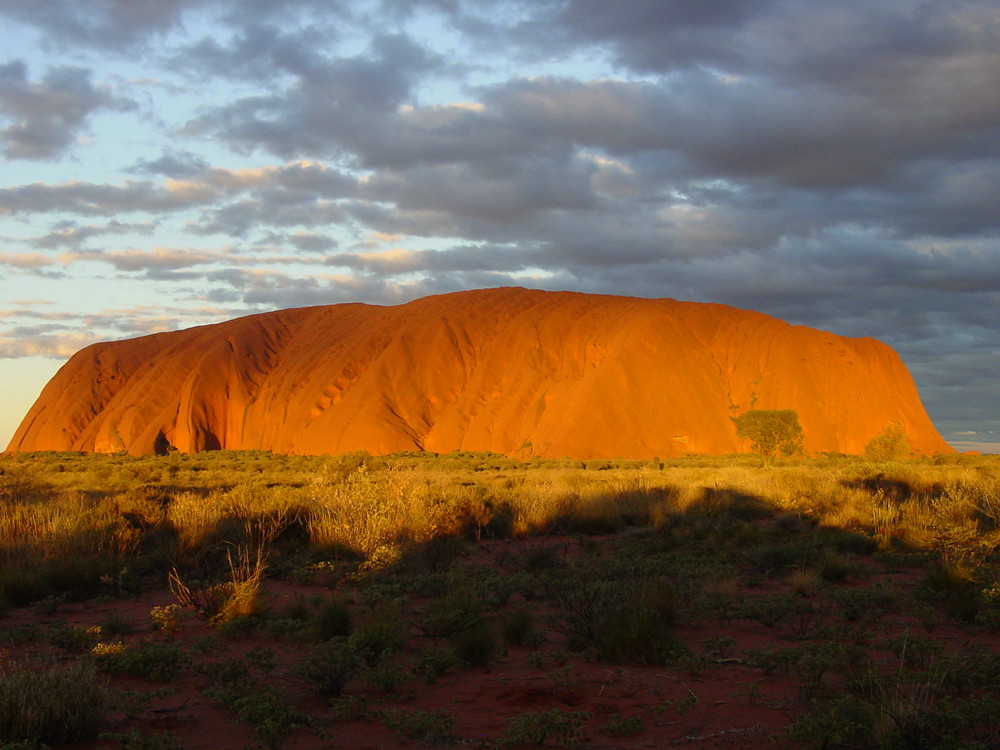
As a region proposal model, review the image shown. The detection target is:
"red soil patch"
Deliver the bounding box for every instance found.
[4,532,997,749]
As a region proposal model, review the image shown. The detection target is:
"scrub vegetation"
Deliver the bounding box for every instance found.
[0,449,998,748]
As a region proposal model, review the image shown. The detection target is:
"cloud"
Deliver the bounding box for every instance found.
[0,161,357,225]
[0,60,135,159]
[0,0,207,50]
[0,332,98,358]
[0,302,235,360]
[0,252,58,269]
[129,149,211,178]
[30,220,156,249]
[1,0,998,450]
[183,33,446,160]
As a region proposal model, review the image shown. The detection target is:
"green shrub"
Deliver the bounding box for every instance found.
[295,638,359,696]
[601,713,643,738]
[920,561,983,622]
[99,728,183,750]
[314,597,353,640]
[0,568,49,606]
[501,605,537,647]
[499,709,592,747]
[381,709,457,744]
[419,588,483,637]
[96,639,191,681]
[452,620,495,667]
[350,603,406,666]
[553,577,678,664]
[48,624,98,653]
[413,646,459,684]
[207,682,305,750]
[0,663,108,745]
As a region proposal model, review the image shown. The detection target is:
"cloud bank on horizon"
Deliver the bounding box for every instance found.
[0,0,997,451]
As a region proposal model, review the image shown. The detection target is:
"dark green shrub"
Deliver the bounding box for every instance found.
[554,577,678,665]
[96,639,191,681]
[382,709,457,744]
[295,638,359,696]
[0,568,50,606]
[481,500,515,539]
[197,656,251,688]
[920,561,982,622]
[98,728,183,750]
[413,646,459,684]
[501,605,536,646]
[595,600,678,664]
[601,713,643,738]
[42,555,123,599]
[416,535,469,571]
[207,682,305,750]
[499,708,592,747]
[314,596,353,639]
[99,612,137,636]
[419,588,483,638]
[0,663,108,745]
[747,540,821,577]
[818,551,860,583]
[739,594,798,628]
[48,624,98,653]
[349,603,405,666]
[452,620,495,667]
[789,694,873,748]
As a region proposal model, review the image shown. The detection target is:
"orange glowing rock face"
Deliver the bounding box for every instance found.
[7,288,952,457]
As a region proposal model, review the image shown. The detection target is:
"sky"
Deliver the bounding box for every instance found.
[0,0,998,453]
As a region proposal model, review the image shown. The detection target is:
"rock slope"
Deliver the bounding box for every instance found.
[7,288,951,457]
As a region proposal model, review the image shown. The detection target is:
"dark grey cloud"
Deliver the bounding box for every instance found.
[0,180,201,215]
[184,33,446,160]
[0,60,134,159]
[175,22,337,83]
[287,232,337,252]
[30,220,156,249]
[0,162,357,225]
[129,149,211,178]
[186,197,349,237]
[0,0,208,50]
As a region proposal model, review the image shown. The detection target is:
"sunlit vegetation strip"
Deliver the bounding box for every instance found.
[3,450,997,590]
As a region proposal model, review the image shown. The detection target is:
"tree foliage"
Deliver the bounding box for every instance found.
[731,409,804,459]
[864,422,909,461]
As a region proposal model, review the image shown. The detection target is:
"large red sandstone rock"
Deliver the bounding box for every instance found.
[7,288,951,457]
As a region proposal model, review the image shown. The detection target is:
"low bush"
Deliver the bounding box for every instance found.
[501,605,537,647]
[553,576,678,664]
[381,709,457,744]
[294,638,359,696]
[499,708,592,747]
[0,663,108,745]
[96,639,191,682]
[313,596,353,640]
[349,602,406,666]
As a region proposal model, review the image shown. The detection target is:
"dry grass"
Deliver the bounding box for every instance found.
[0,450,998,604]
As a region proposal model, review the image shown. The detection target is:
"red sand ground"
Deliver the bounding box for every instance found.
[4,534,994,749]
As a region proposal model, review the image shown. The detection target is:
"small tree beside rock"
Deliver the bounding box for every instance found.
[731,409,804,461]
